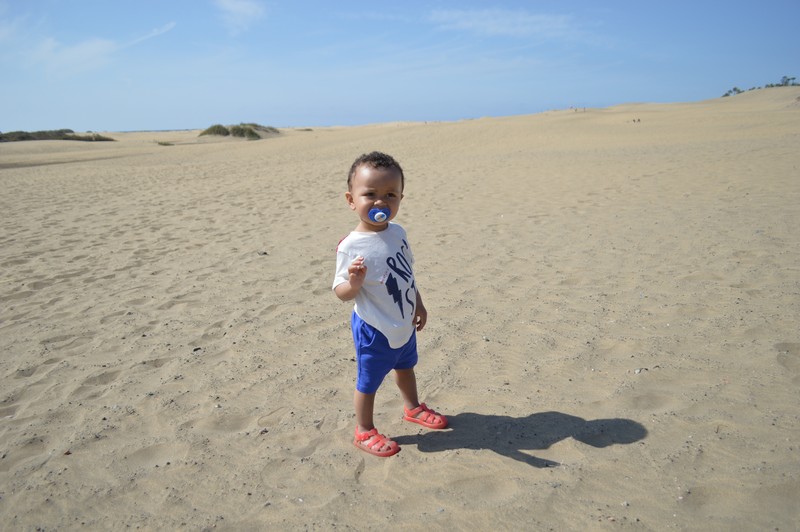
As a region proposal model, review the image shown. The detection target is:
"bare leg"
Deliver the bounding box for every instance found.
[354,390,376,432]
[353,389,397,454]
[394,368,420,410]
[395,368,448,428]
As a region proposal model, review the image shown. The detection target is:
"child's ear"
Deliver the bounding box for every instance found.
[345,191,355,209]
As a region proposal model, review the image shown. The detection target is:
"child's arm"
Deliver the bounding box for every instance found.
[414,289,427,331]
[334,256,366,301]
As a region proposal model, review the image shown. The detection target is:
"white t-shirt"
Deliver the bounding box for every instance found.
[333,223,418,348]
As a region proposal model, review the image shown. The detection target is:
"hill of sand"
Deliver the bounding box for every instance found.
[1,88,799,529]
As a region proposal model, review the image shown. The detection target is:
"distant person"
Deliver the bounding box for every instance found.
[333,152,448,457]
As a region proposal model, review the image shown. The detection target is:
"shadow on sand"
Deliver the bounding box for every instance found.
[393,411,647,468]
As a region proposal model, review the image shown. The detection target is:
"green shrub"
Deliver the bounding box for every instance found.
[63,133,115,141]
[722,75,798,97]
[0,129,113,142]
[198,122,279,140]
[200,124,230,136]
[229,125,247,137]
[241,123,279,135]
[0,131,34,141]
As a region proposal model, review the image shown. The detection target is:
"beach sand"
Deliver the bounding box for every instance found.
[1,87,799,530]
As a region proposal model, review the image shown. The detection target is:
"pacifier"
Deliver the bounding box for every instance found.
[369,208,390,223]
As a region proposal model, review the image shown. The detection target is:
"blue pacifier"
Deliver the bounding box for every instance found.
[369,208,390,223]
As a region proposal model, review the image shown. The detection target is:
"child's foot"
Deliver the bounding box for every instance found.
[403,403,448,429]
[353,426,400,457]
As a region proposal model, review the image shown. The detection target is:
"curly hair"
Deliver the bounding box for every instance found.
[347,151,405,190]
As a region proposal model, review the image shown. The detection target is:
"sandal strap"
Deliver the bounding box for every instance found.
[354,427,378,442]
[366,433,389,451]
[354,426,396,451]
[406,403,442,421]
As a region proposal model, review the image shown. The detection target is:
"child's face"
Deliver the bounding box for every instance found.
[346,164,404,231]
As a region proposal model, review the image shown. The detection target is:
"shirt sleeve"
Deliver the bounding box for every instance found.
[398,225,415,267]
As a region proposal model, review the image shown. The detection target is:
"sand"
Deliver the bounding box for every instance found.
[1,87,799,530]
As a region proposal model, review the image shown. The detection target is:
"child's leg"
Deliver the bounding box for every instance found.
[354,390,399,455]
[396,367,448,429]
[354,390,377,432]
[394,368,420,410]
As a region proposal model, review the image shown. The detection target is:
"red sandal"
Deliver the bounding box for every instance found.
[403,403,448,429]
[353,426,400,457]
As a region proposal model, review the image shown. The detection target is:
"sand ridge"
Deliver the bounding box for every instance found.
[1,88,799,529]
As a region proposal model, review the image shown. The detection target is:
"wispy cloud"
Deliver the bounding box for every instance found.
[30,36,118,75]
[430,9,579,40]
[213,0,266,35]
[127,22,177,47]
[0,5,26,44]
[27,22,176,76]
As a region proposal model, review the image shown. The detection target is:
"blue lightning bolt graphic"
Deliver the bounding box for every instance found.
[385,273,404,319]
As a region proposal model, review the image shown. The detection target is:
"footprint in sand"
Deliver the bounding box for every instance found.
[81,370,121,386]
[1,435,49,471]
[124,442,189,469]
[0,404,19,418]
[13,367,38,379]
[256,406,293,429]
[775,342,800,374]
[39,334,92,350]
[68,370,122,400]
[188,413,255,433]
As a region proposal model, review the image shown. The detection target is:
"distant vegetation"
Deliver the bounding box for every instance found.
[0,129,115,142]
[199,123,279,140]
[723,75,798,97]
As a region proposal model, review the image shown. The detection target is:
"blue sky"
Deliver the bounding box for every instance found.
[1,0,797,131]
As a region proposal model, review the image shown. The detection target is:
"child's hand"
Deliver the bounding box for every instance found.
[348,256,367,289]
[333,256,367,301]
[414,296,427,332]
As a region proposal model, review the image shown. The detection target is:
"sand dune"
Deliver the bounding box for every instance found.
[1,88,799,529]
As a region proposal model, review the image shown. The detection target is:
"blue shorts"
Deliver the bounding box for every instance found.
[351,312,418,394]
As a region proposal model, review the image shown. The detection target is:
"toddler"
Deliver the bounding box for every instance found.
[333,152,448,457]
